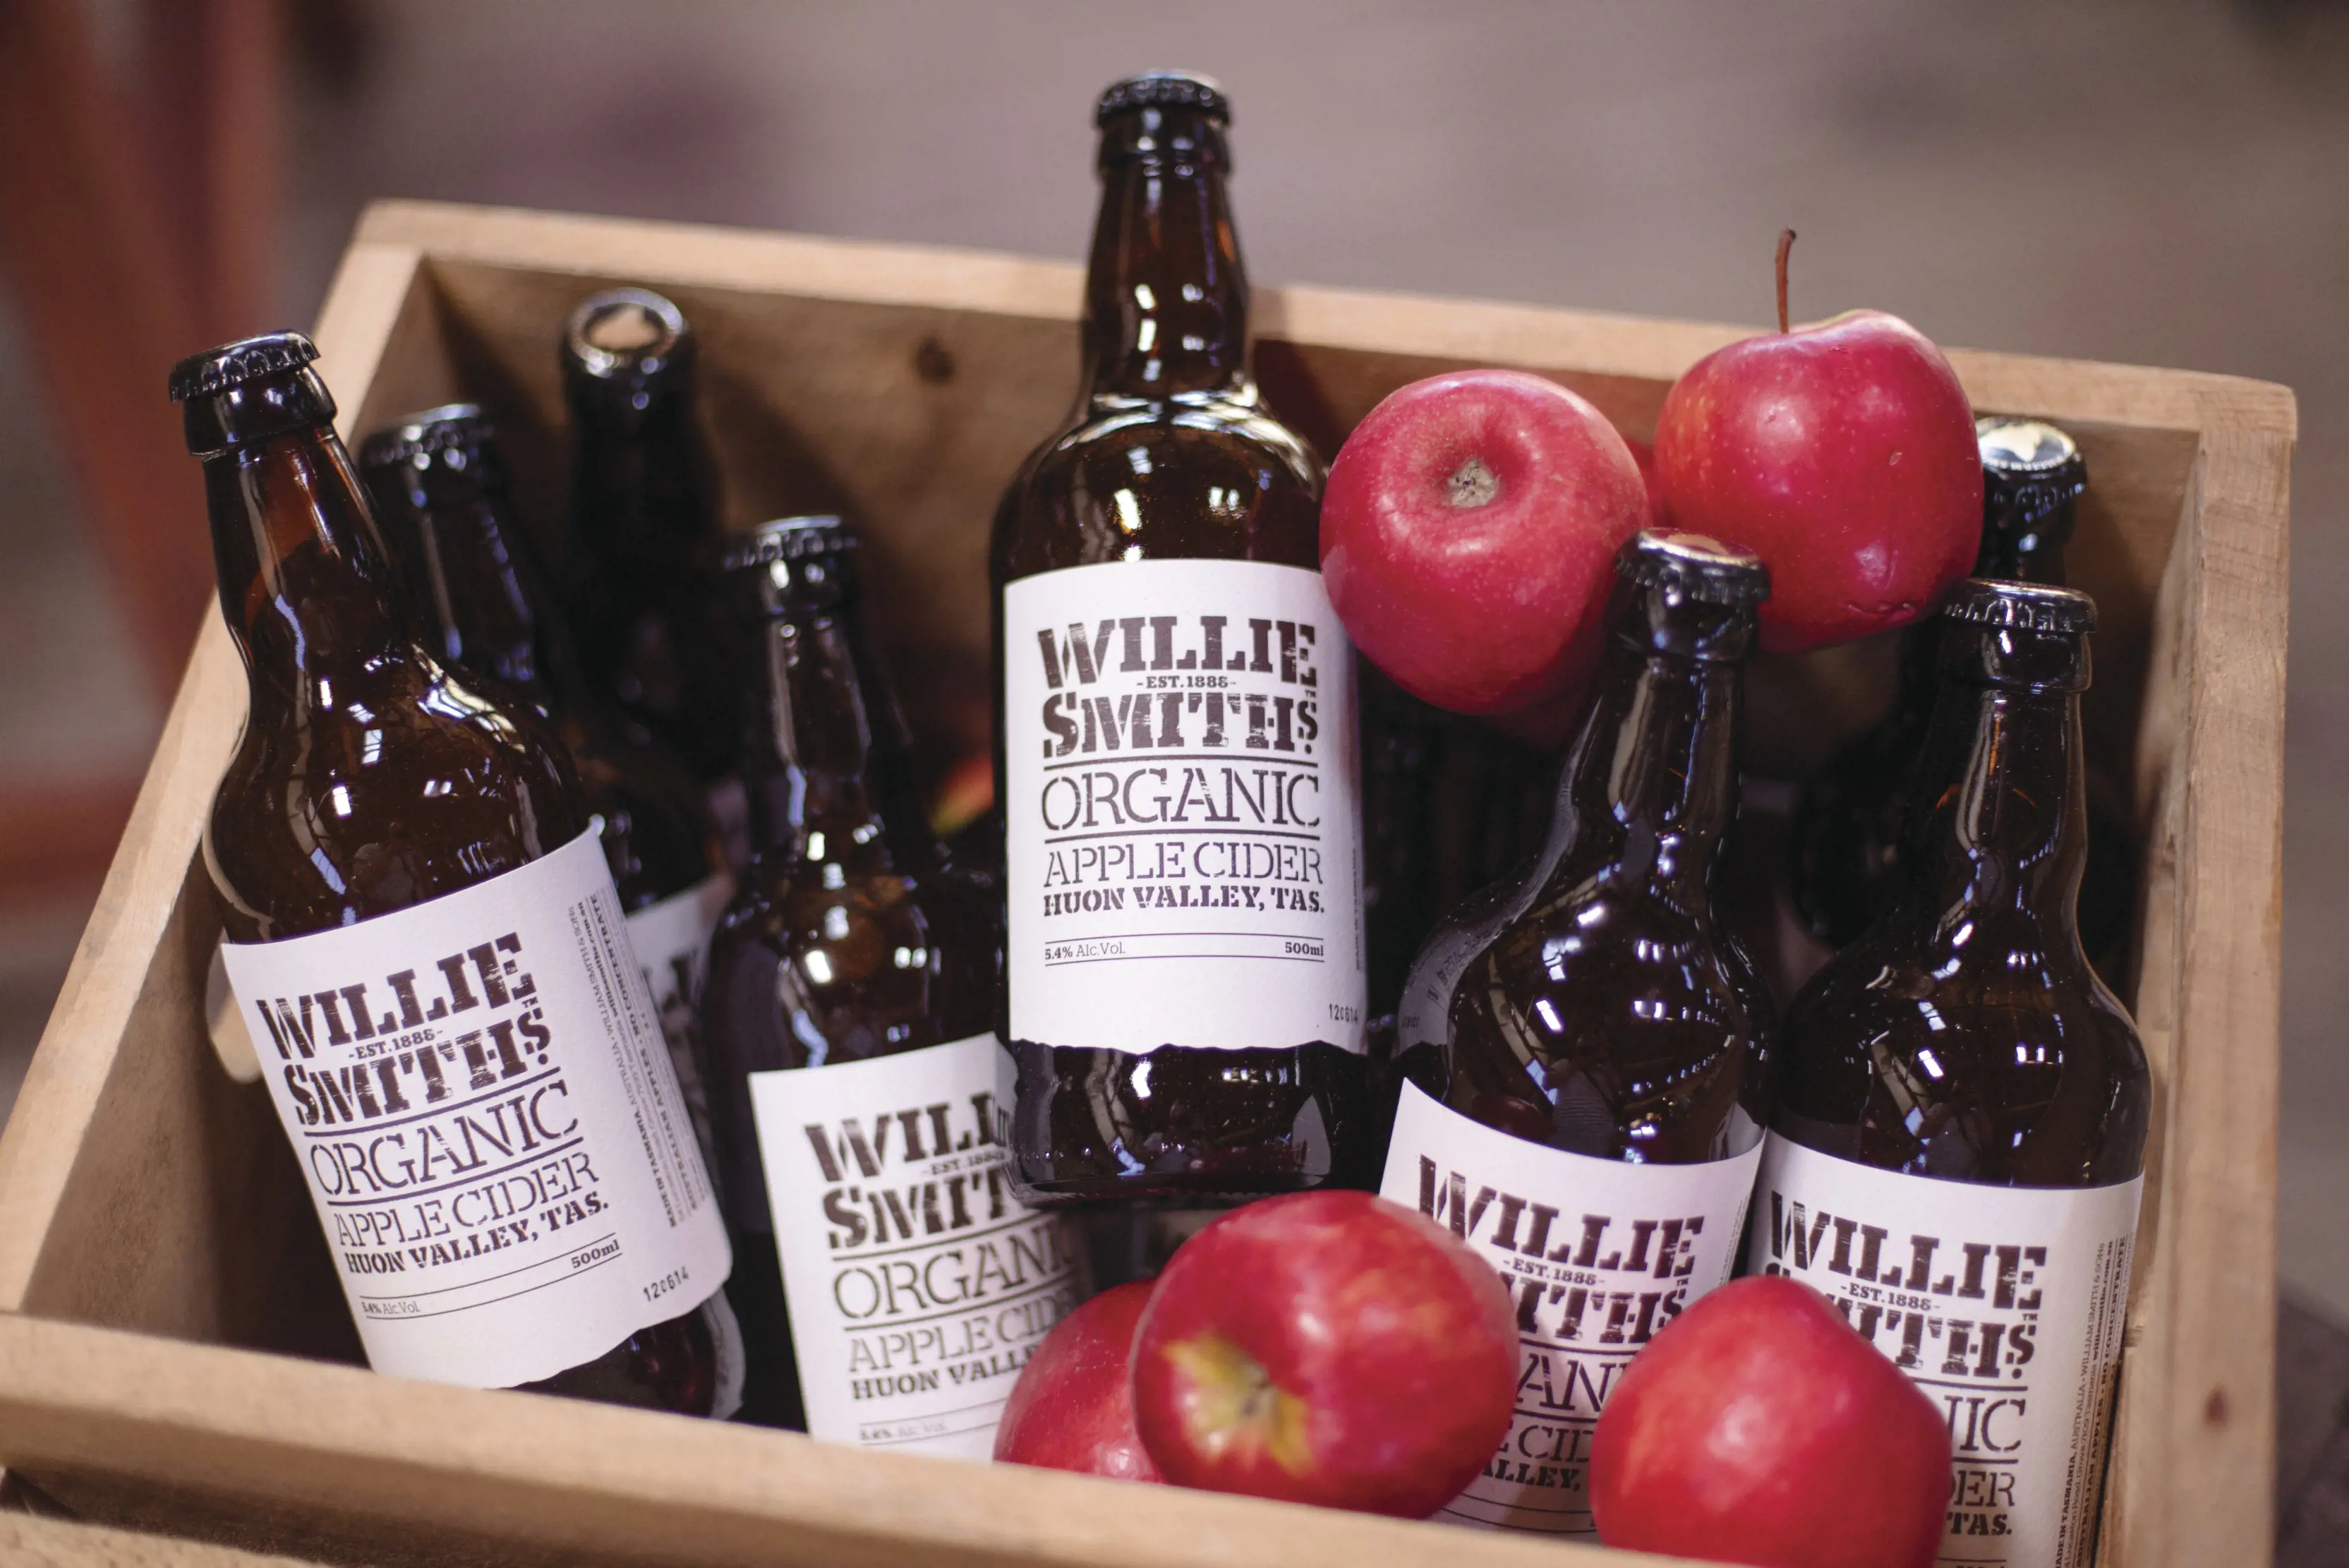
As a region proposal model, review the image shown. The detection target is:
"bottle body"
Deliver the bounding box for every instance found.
[560,289,749,858]
[361,406,732,1174]
[992,75,1372,1207]
[186,337,730,1412]
[1380,533,1774,1536]
[700,519,1081,1445]
[1755,580,2149,1568]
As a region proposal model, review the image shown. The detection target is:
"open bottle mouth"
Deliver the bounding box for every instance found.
[564,287,692,385]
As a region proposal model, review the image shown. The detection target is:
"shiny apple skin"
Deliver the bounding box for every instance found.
[1129,1190,1516,1519]
[994,1281,1162,1483]
[1590,1275,1950,1568]
[1322,368,1649,719]
[1653,310,1981,654]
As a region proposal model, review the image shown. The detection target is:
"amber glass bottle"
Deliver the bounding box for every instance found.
[991,72,1370,1206]
[359,406,732,1172]
[1381,532,1774,1536]
[560,289,744,795]
[1753,580,2148,1568]
[701,519,1068,1448]
[183,334,729,1414]
[1791,419,2134,977]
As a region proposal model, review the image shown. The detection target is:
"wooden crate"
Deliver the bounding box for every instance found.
[0,200,2293,1568]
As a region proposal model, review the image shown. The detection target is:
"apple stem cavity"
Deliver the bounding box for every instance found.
[1447,454,1500,509]
[1775,228,1797,334]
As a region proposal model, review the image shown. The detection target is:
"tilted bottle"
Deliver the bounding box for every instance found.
[1383,531,1776,1537]
[1791,419,2135,977]
[359,406,734,1178]
[700,517,1082,1442]
[560,288,747,854]
[1751,579,2149,1568]
[991,72,1370,1205]
[183,334,732,1410]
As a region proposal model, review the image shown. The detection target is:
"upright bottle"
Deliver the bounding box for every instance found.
[1383,532,1775,1538]
[991,72,1370,1205]
[1792,419,2134,977]
[1751,580,2149,1568]
[700,517,1082,1444]
[182,334,732,1410]
[359,406,734,1174]
[561,289,747,855]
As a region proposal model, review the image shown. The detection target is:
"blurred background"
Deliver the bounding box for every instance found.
[1,0,2342,1550]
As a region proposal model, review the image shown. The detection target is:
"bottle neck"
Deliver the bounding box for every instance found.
[567,382,711,574]
[380,485,579,713]
[1547,632,1744,903]
[207,427,415,712]
[1976,534,2069,584]
[1082,112,1250,399]
[1901,634,2091,943]
[741,600,933,868]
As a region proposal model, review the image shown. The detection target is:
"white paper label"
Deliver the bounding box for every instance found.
[219,828,734,1390]
[1743,1133,2142,1568]
[1003,559,1366,1052]
[623,871,732,1166]
[1381,1081,1761,1534]
[748,1033,1087,1457]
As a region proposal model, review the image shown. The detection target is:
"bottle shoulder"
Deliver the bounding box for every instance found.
[1405,869,1772,1164]
[702,849,999,1073]
[1776,930,2150,1185]
[207,661,586,941]
[993,391,1324,579]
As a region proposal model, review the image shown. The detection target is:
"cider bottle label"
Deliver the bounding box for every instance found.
[1379,1081,1761,1534]
[748,1033,1087,1456]
[1743,1133,2142,1568]
[622,869,733,1169]
[1002,559,1367,1051]
[218,828,734,1389]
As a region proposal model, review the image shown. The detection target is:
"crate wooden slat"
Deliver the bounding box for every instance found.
[0,200,2293,1567]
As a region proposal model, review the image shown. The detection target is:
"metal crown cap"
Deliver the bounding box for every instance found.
[357,404,494,474]
[1096,71,1229,126]
[721,515,857,574]
[1615,529,1771,607]
[1943,578,2098,635]
[167,331,321,403]
[1977,416,2087,523]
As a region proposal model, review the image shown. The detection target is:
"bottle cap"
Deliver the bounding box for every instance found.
[1977,416,2086,555]
[1614,530,1771,608]
[168,332,320,402]
[721,515,857,574]
[168,331,337,456]
[357,404,495,476]
[563,288,695,399]
[1095,71,1228,126]
[1942,578,2098,635]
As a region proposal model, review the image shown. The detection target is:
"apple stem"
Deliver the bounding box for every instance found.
[1775,229,1796,334]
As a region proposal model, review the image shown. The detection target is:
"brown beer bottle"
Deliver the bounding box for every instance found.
[359,406,732,1172]
[560,289,744,800]
[1751,580,2149,1568]
[183,334,732,1413]
[991,73,1371,1205]
[701,519,1075,1446]
[1791,420,2135,977]
[1380,532,1775,1536]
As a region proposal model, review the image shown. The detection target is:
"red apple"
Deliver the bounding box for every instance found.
[1590,1275,1950,1568]
[994,1281,1161,1483]
[1653,239,1981,654]
[1322,368,1650,721]
[1128,1190,1515,1518]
